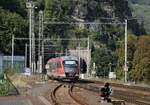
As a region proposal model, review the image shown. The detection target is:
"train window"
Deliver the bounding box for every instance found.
[48,63,53,71]
[52,63,57,69]
[64,60,77,65]
[63,60,78,68]
[48,63,56,70]
[57,62,61,68]
[48,62,61,71]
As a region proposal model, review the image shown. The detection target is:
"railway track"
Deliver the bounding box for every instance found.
[50,84,62,105]
[50,83,89,105]
[69,85,89,105]
[86,79,150,93]
[49,79,150,105]
[77,79,150,105]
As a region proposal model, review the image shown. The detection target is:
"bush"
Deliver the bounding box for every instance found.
[0,79,18,96]
[0,80,9,96]
[0,73,4,79]
[4,67,14,76]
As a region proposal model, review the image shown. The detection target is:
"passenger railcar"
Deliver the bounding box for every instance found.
[45,56,80,81]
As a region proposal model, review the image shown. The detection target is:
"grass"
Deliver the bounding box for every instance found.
[0,79,19,96]
[0,74,19,96]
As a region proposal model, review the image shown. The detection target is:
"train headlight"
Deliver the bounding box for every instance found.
[45,64,49,69]
[75,74,79,76]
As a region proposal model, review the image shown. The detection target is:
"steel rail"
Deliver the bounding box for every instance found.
[50,84,62,105]
[50,83,90,105]
[68,85,89,105]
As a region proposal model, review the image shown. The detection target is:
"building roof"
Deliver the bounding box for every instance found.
[0,52,3,55]
[3,56,24,61]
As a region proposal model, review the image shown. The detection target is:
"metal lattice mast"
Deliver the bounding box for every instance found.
[38,11,44,73]
[26,1,35,72]
[87,37,90,77]
[32,5,35,73]
[124,19,128,83]
[11,35,14,69]
[25,43,28,68]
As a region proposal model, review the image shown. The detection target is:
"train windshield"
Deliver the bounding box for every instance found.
[63,60,78,68]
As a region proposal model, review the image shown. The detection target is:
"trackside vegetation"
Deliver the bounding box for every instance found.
[0,69,18,96]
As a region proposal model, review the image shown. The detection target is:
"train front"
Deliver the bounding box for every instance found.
[63,60,79,81]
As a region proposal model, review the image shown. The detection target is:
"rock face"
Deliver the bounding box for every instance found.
[45,0,145,35]
[128,0,150,34]
[73,1,88,19]
[72,1,112,20]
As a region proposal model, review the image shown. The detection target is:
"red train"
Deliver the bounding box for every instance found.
[45,56,86,81]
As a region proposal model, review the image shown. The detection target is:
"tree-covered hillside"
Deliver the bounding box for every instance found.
[129,0,150,5]
[0,0,149,82]
[128,0,150,34]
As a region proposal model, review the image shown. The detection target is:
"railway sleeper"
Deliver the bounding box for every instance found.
[136,99,150,105]
[111,99,126,105]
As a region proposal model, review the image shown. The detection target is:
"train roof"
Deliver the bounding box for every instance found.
[60,56,79,61]
[47,58,62,63]
[47,56,79,63]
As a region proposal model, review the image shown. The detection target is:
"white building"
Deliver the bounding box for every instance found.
[0,52,3,74]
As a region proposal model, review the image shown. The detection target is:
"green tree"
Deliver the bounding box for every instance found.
[115,34,137,80]
[127,34,137,69]
[92,47,117,77]
[130,36,150,82]
[0,0,27,17]
[0,8,28,54]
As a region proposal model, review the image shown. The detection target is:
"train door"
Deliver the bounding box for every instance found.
[56,61,65,77]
